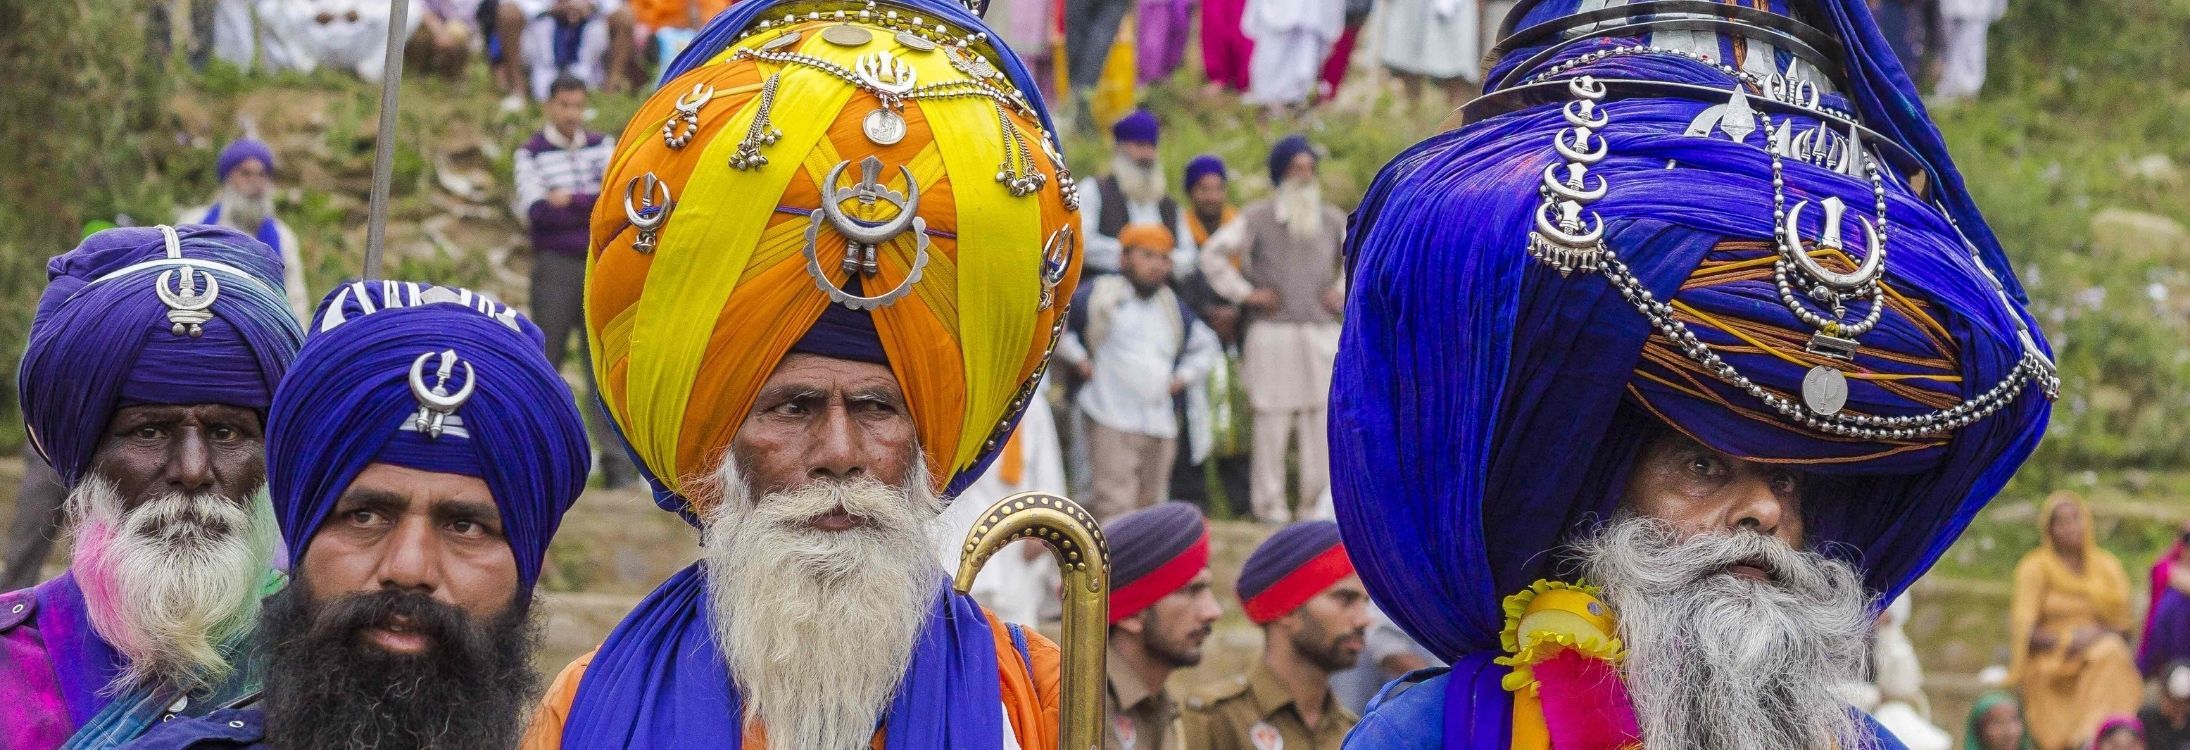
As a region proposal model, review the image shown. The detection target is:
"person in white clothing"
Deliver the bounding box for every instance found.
[930,375,1068,626]
[1242,0,1347,109]
[1837,595,1954,750]
[1933,0,2005,101]
[1057,224,1222,520]
[177,137,311,321]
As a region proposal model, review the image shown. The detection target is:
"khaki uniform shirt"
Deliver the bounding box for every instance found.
[1107,646,1184,750]
[1182,662,1358,750]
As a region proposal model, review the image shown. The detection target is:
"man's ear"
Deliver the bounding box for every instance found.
[1112,615,1144,638]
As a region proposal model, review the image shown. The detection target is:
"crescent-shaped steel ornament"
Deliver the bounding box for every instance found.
[1553,128,1608,165]
[1783,198,1885,291]
[1536,202,1604,247]
[819,158,921,246]
[409,350,477,410]
[1540,163,1608,203]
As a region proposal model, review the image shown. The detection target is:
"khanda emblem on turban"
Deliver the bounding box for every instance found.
[624,172,674,254]
[1040,226,1076,311]
[155,266,220,338]
[406,349,476,439]
[804,155,931,310]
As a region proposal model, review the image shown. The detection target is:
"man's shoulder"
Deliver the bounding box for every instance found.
[0,584,37,632]
[1343,668,1448,749]
[114,707,265,749]
[1183,673,1253,713]
[519,130,558,153]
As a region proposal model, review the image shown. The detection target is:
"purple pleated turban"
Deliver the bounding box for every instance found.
[1184,155,1228,189]
[217,138,276,182]
[1112,109,1160,145]
[19,225,304,488]
[266,281,588,588]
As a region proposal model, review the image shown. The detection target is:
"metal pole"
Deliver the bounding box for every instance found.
[363,0,413,280]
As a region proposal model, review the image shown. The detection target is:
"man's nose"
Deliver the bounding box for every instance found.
[164,427,216,495]
[374,517,443,595]
[806,402,866,481]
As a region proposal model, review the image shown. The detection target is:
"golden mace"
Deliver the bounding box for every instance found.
[953,491,1109,750]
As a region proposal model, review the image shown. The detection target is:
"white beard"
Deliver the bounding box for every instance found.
[701,458,946,750]
[1575,516,1874,750]
[216,184,275,231]
[1111,154,1169,207]
[1273,177,1325,239]
[66,477,277,695]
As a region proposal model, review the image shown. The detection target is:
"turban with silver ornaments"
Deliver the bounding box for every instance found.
[584,0,1081,516]
[265,282,587,590]
[1332,0,2058,744]
[19,225,303,488]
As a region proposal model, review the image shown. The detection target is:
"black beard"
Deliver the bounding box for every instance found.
[259,580,541,750]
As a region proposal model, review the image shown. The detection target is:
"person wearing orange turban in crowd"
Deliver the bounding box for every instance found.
[516,0,1085,745]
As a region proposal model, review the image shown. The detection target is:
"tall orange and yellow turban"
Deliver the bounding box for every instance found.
[586,2,1081,512]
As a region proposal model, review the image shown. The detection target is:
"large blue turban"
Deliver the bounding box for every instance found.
[19,225,304,488]
[1333,0,2056,744]
[265,281,588,590]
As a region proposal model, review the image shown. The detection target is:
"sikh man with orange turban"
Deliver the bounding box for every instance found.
[516,0,1085,746]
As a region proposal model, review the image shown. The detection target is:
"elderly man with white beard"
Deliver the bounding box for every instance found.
[517,0,1084,746]
[1081,110,1190,276]
[0,225,303,749]
[1198,135,1347,524]
[178,138,312,321]
[1326,0,2061,745]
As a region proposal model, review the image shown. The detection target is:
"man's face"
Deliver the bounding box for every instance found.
[1278,574,1370,673]
[2048,501,2086,552]
[1283,152,1318,186]
[1622,428,1807,557]
[1122,244,1173,294]
[1975,700,2025,750]
[546,88,589,137]
[1189,174,1229,216]
[1127,568,1222,668]
[1119,140,1158,166]
[730,353,919,510]
[302,463,518,654]
[224,158,272,201]
[88,403,267,514]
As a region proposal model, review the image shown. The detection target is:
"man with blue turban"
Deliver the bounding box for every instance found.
[1332,0,2058,747]
[0,225,303,749]
[117,281,590,749]
[178,138,312,320]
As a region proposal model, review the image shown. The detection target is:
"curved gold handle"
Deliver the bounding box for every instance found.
[954,491,1109,750]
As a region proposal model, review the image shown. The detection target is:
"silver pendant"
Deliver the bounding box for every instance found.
[895,31,936,52]
[863,108,907,145]
[947,46,997,79]
[154,266,219,338]
[821,23,873,47]
[759,30,802,51]
[856,51,918,93]
[1039,226,1075,310]
[1781,196,1884,292]
[661,83,714,150]
[406,349,477,439]
[624,172,674,254]
[803,157,929,310]
[1802,365,1849,416]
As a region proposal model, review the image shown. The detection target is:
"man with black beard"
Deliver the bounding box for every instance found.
[178,138,312,320]
[124,281,589,749]
[1326,0,2061,742]
[1101,503,1224,750]
[0,225,303,749]
[1186,520,1368,750]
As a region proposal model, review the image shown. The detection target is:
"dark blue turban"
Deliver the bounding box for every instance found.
[266,281,588,589]
[217,138,276,182]
[1113,109,1161,145]
[1185,155,1229,188]
[1332,0,2057,739]
[19,225,303,488]
[1267,135,1317,185]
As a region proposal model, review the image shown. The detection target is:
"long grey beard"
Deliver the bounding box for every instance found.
[702,458,946,750]
[216,184,274,231]
[66,478,277,695]
[1575,517,1874,750]
[1111,154,1169,207]
[1273,178,1325,239]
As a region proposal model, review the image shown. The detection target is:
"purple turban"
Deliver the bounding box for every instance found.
[267,281,588,589]
[1106,502,1209,624]
[217,138,276,182]
[1112,109,1160,145]
[19,225,304,488]
[1184,155,1228,189]
[1267,135,1317,185]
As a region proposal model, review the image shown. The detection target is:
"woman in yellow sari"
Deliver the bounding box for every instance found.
[2011,491,2143,750]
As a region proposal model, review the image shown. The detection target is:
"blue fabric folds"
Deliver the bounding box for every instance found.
[265,281,586,589]
[560,565,1005,749]
[1331,4,2054,748]
[18,225,303,488]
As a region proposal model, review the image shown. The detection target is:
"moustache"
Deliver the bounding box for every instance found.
[302,589,482,660]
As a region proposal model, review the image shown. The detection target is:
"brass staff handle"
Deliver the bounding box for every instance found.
[953,491,1109,750]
